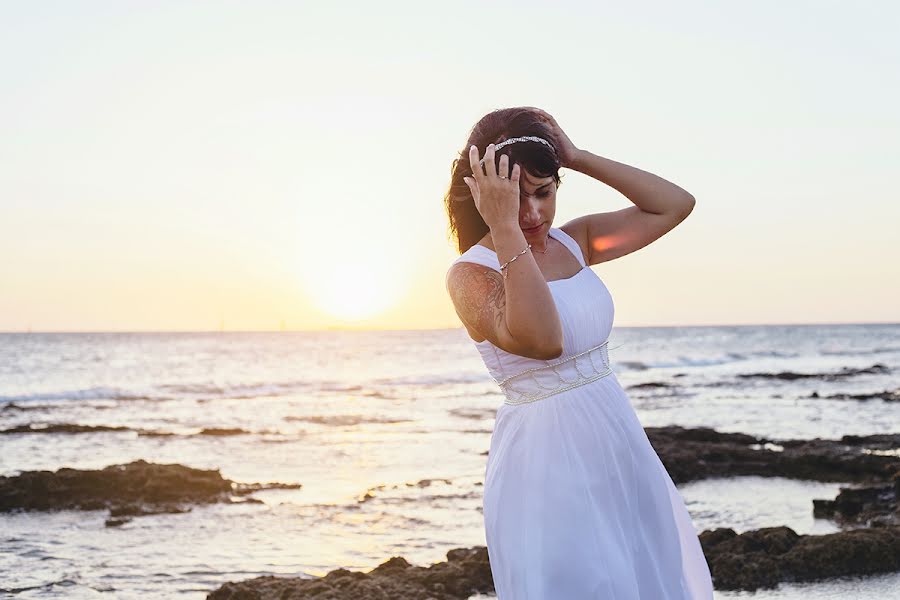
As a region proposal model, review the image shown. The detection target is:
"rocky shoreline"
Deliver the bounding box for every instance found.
[3,424,898,595]
[205,425,900,597]
[205,525,900,599]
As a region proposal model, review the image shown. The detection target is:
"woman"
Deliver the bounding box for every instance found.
[444,107,714,599]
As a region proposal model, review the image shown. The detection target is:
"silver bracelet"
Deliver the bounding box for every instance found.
[499,244,531,280]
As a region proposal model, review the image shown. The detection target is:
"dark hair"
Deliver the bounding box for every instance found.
[444,107,563,254]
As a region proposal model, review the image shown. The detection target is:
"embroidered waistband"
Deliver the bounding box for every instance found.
[494,340,612,405]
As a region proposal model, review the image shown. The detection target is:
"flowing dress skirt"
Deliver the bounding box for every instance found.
[483,372,714,599]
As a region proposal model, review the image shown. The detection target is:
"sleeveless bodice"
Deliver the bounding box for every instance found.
[449,227,615,386]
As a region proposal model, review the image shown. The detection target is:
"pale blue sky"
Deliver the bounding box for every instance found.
[1,1,898,330]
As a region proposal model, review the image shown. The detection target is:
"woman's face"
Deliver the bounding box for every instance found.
[518,168,557,240]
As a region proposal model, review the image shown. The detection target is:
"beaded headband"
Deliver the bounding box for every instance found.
[451,135,557,202]
[476,135,556,166]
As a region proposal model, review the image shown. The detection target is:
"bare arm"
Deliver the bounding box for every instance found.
[490,222,563,358]
[564,150,696,265]
[447,142,564,360]
[447,258,564,360]
[523,109,695,265]
[570,149,695,215]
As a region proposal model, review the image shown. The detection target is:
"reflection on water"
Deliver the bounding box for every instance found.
[1,325,898,597]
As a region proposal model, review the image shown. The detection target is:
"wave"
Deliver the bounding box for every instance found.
[285,414,413,427]
[820,346,900,357]
[808,388,900,403]
[617,357,733,371]
[0,386,159,404]
[0,379,319,405]
[448,407,497,420]
[1,423,132,435]
[0,423,293,437]
[369,372,493,387]
[0,378,442,406]
[157,380,314,399]
[614,350,803,372]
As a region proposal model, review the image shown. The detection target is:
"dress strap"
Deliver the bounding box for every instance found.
[446,246,502,291]
[452,246,502,272]
[549,227,587,267]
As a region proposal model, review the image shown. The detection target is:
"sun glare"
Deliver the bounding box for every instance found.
[290,174,415,325]
[308,266,399,321]
[296,234,404,323]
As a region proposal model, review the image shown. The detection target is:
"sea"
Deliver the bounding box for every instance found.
[1,324,899,598]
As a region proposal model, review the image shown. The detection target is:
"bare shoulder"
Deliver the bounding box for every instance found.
[445,261,505,343]
[446,261,505,313]
[557,220,591,266]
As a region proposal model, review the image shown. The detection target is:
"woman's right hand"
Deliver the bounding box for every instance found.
[463,143,521,230]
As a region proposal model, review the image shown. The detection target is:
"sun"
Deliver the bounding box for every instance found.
[307,264,400,322]
[289,176,413,325]
[296,235,404,323]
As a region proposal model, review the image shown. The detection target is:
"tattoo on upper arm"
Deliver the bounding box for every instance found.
[449,263,506,338]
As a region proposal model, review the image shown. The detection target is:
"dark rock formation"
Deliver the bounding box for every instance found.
[626,381,675,390]
[700,525,900,590]
[0,402,54,412]
[737,363,889,381]
[0,460,301,525]
[201,425,900,596]
[207,546,493,600]
[645,426,900,485]
[207,525,900,596]
[841,433,900,449]
[198,428,250,436]
[105,503,193,527]
[0,460,233,513]
[813,473,900,527]
[1,423,261,437]
[809,389,900,402]
[1,423,131,434]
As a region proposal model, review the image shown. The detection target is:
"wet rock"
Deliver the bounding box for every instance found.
[0,460,301,519]
[1,402,55,412]
[1,423,132,434]
[841,432,900,449]
[447,407,496,421]
[199,428,250,436]
[812,472,900,527]
[109,503,193,517]
[408,478,453,488]
[626,381,674,389]
[645,426,900,485]
[700,524,900,590]
[809,389,900,402]
[208,525,900,595]
[619,361,649,371]
[737,363,889,381]
[231,481,302,496]
[207,546,493,600]
[103,503,194,528]
[0,423,273,437]
[0,460,232,513]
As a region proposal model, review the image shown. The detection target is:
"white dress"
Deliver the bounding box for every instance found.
[450,227,714,599]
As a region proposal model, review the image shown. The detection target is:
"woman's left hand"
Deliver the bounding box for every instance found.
[525,107,581,169]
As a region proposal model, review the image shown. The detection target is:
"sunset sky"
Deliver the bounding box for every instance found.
[1,1,898,331]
